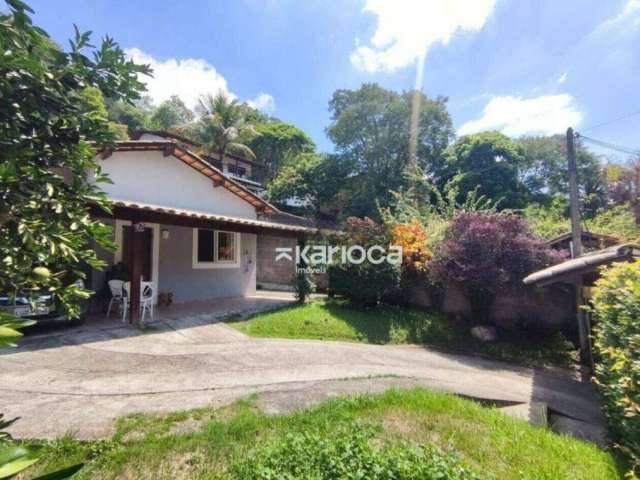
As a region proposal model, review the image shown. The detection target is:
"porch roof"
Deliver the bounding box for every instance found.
[97,199,317,236]
[523,243,640,287]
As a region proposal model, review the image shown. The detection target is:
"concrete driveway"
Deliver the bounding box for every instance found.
[0,305,604,440]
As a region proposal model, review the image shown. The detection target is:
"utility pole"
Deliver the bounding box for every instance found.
[567,127,582,259]
[567,127,592,370]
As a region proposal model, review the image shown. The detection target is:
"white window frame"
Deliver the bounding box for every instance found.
[192,228,241,269]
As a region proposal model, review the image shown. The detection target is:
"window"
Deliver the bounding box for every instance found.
[192,229,240,268]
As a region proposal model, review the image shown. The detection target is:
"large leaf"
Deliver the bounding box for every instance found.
[0,446,40,479]
[33,463,83,480]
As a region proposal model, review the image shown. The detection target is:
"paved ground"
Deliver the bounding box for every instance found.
[0,299,604,440]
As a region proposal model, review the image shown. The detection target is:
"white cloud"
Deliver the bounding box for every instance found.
[125,48,276,113]
[248,93,276,113]
[557,71,568,84]
[590,0,640,37]
[351,0,498,72]
[458,94,583,137]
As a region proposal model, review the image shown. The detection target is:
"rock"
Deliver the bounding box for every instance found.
[471,325,497,342]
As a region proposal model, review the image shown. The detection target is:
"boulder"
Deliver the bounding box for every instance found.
[470,325,497,342]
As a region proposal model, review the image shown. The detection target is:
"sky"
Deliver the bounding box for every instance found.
[25,0,640,161]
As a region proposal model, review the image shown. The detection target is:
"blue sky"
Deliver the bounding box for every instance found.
[27,0,640,160]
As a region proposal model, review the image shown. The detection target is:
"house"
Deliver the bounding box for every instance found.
[129,130,266,195]
[88,132,315,322]
[546,231,619,254]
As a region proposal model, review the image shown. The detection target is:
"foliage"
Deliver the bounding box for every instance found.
[293,267,314,304]
[247,122,315,181]
[193,91,258,160]
[522,197,570,239]
[430,212,561,322]
[149,95,193,130]
[382,170,498,250]
[590,260,640,476]
[588,204,640,243]
[268,152,350,215]
[293,239,315,303]
[0,0,149,319]
[233,423,478,480]
[443,131,527,209]
[326,83,454,218]
[328,218,401,305]
[525,200,640,243]
[390,219,431,272]
[105,96,153,134]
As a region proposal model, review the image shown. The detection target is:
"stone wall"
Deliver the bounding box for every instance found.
[257,234,296,290]
[409,282,574,332]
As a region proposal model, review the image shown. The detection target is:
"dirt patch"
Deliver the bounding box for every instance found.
[168,417,202,436]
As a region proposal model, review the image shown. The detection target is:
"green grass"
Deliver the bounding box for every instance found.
[229,299,579,367]
[20,388,622,479]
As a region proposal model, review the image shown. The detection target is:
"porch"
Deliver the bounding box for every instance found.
[89,200,314,324]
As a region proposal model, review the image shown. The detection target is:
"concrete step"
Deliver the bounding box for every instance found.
[548,414,608,447]
[499,402,548,428]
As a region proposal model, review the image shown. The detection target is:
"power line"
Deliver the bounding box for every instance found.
[580,109,640,133]
[575,133,640,157]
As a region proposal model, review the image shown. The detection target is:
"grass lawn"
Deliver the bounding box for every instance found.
[21,388,622,479]
[229,299,579,368]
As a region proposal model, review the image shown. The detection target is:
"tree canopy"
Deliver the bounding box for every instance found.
[0,0,150,318]
[324,83,454,218]
[443,132,527,209]
[247,122,315,181]
[149,95,194,130]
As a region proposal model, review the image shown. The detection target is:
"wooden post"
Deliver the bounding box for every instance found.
[129,222,144,325]
[567,128,582,258]
[568,128,591,368]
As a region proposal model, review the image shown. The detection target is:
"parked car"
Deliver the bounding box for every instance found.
[0,279,88,325]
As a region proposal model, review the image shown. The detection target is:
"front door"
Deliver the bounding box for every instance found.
[121,226,153,282]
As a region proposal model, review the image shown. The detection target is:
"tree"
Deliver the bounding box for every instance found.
[430,212,560,322]
[150,95,194,130]
[519,135,605,213]
[247,122,315,181]
[0,0,150,320]
[326,83,454,218]
[443,132,527,209]
[194,92,257,161]
[268,152,349,217]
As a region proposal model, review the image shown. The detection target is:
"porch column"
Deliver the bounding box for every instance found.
[128,222,144,325]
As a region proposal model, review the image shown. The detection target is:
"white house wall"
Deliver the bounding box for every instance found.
[93,150,258,220]
[158,225,256,301]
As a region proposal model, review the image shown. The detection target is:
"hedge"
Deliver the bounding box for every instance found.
[591,260,640,475]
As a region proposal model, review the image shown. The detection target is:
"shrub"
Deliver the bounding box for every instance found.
[293,263,315,304]
[390,219,431,273]
[328,218,401,306]
[232,423,478,479]
[430,212,561,322]
[590,260,640,475]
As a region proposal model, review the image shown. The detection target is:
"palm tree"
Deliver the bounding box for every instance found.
[195,92,258,174]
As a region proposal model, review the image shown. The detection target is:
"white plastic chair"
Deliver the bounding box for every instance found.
[106,279,125,319]
[122,281,154,324]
